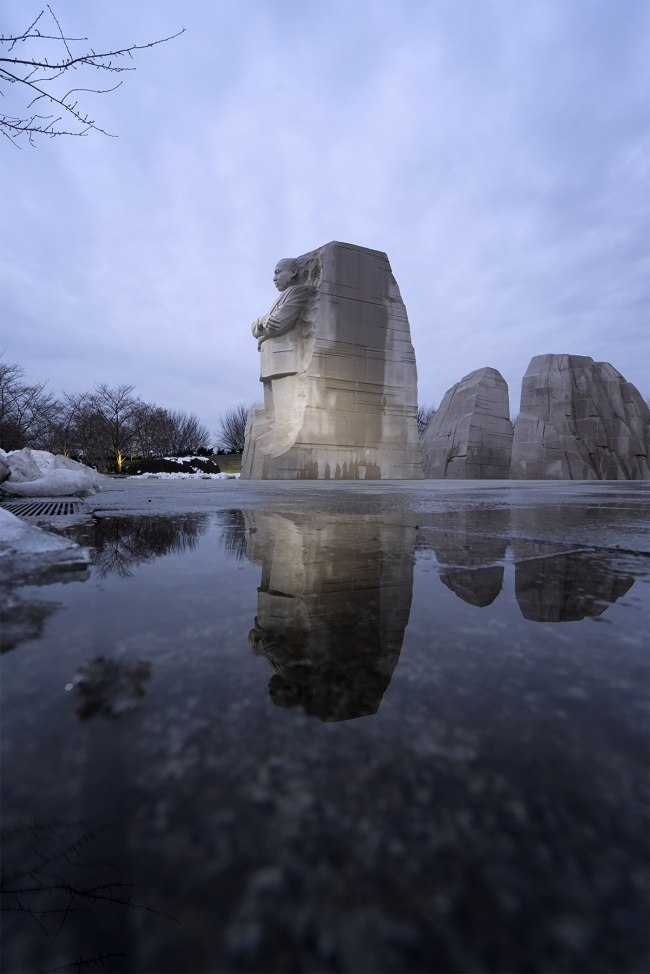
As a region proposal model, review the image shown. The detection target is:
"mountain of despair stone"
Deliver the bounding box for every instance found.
[510,354,650,480]
[421,367,512,479]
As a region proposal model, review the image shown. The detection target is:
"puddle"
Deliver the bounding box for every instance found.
[2,509,648,973]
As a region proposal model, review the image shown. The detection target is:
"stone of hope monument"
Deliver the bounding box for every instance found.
[241,241,423,479]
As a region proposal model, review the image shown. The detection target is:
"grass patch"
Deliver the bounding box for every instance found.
[215,453,242,473]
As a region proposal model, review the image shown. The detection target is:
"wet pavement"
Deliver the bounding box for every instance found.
[1,479,648,973]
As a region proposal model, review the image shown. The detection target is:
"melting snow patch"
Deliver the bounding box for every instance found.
[135,471,240,480]
[0,449,105,497]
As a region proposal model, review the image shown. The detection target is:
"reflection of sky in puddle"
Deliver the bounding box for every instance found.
[241,509,642,721]
[2,509,646,720]
[2,509,648,973]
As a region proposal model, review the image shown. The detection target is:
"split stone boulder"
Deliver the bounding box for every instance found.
[421,367,512,479]
[241,241,422,480]
[510,354,650,480]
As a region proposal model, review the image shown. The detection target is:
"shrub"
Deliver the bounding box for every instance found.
[121,457,221,475]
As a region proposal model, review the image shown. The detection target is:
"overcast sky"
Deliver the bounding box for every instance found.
[2,0,648,441]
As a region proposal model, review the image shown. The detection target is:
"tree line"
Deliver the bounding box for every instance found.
[0,359,211,472]
[1,357,438,470]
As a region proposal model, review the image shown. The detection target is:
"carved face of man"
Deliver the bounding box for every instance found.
[273,260,297,292]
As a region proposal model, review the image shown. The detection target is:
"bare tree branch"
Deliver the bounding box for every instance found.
[0,356,60,449]
[416,403,436,438]
[0,5,185,145]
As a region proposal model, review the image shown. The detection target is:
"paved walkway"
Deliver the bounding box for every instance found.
[92,477,650,553]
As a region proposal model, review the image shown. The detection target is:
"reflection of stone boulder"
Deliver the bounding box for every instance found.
[418,509,510,606]
[421,368,512,479]
[244,512,415,720]
[242,241,422,480]
[439,566,504,608]
[513,543,635,621]
[511,355,650,480]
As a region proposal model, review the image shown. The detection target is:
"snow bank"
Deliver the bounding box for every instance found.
[0,449,104,497]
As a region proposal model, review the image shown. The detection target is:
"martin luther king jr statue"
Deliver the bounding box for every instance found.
[241,241,422,480]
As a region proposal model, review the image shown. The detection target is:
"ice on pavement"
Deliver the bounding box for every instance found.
[0,507,90,559]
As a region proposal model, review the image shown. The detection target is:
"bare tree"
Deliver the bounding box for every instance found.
[416,403,436,439]
[131,405,211,457]
[215,402,256,454]
[0,5,184,146]
[72,396,106,467]
[130,403,168,458]
[0,360,213,468]
[42,389,88,455]
[161,408,211,455]
[85,382,146,472]
[0,356,59,449]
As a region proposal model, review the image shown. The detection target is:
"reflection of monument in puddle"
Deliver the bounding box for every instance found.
[244,512,416,721]
[510,506,636,622]
[426,510,510,607]
[419,509,635,621]
[513,544,635,622]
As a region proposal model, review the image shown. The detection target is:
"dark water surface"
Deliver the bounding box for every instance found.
[2,507,648,973]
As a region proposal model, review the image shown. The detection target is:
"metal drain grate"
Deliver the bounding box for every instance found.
[2,499,84,517]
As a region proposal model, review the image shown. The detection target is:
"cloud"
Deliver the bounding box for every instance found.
[2,0,648,440]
